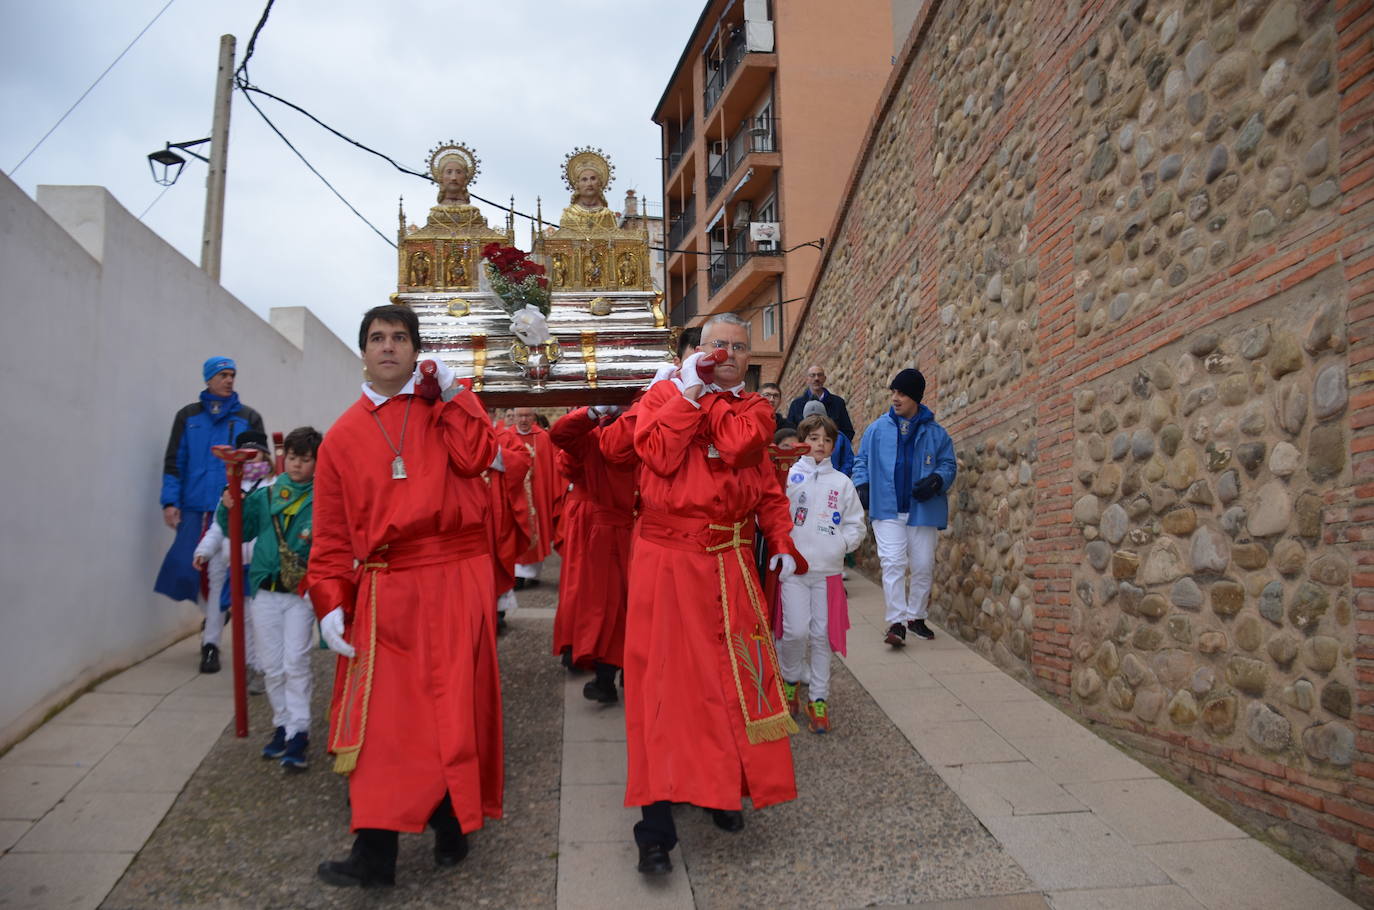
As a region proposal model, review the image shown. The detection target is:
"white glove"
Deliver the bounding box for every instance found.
[645,362,677,389]
[769,553,797,579]
[416,354,457,389]
[589,405,622,419]
[672,351,707,398]
[319,607,355,659]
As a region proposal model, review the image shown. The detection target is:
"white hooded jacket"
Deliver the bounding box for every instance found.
[785,454,866,576]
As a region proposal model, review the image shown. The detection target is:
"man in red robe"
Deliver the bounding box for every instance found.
[484,430,531,632]
[624,313,804,876]
[550,406,636,700]
[500,407,561,588]
[309,304,501,888]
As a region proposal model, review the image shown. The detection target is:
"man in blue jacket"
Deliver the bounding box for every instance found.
[852,369,956,646]
[154,356,266,672]
[786,365,855,440]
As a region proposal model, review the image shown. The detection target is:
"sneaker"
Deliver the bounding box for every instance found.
[247,669,266,695]
[199,643,220,673]
[783,681,800,717]
[262,725,288,759]
[908,619,936,640]
[280,732,309,771]
[806,700,830,734]
[884,623,907,647]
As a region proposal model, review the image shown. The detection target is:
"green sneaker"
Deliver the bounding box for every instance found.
[783,681,800,717]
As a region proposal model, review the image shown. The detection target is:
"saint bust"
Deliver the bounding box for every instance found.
[423,142,487,233]
[558,147,619,234]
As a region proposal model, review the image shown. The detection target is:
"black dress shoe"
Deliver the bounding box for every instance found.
[513,578,527,591]
[316,857,395,888]
[709,808,745,832]
[583,677,618,704]
[636,842,672,875]
[434,831,469,867]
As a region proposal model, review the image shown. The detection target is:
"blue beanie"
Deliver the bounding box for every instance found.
[203,356,236,382]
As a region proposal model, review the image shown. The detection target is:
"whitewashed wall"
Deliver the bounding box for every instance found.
[0,175,362,747]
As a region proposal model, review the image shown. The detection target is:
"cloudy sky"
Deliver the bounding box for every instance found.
[0,0,703,347]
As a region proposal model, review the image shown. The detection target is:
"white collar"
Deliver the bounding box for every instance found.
[361,377,415,407]
[709,382,746,396]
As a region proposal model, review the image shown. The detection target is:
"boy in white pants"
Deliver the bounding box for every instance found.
[219,426,321,771]
[852,369,957,647]
[780,414,866,733]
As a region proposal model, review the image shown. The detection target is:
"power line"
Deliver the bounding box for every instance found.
[11,0,178,175]
[137,183,173,220]
[238,87,396,248]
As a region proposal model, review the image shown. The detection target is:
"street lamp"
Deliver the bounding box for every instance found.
[145,139,210,187]
[141,33,235,282]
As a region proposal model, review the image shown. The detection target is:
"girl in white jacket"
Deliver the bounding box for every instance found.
[781,414,867,733]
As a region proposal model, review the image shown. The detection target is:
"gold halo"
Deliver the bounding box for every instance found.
[427,141,480,185]
[562,146,614,193]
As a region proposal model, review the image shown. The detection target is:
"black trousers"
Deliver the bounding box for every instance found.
[354,794,463,871]
[633,801,677,850]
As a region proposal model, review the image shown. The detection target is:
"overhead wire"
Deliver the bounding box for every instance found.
[11,0,179,175]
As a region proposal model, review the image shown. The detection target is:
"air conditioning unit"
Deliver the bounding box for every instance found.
[732,200,753,228]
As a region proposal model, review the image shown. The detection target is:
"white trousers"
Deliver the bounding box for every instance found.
[515,560,543,580]
[250,590,315,738]
[203,549,257,668]
[872,519,937,625]
[778,573,832,701]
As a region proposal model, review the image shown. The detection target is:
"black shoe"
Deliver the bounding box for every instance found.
[583,677,618,704]
[524,578,541,589]
[199,643,220,673]
[636,842,672,875]
[497,611,508,634]
[709,808,745,832]
[884,623,906,647]
[561,646,574,670]
[316,857,395,888]
[434,831,469,867]
[513,578,527,591]
[909,619,936,640]
[317,831,397,888]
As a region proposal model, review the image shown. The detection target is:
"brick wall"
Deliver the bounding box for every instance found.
[783,0,1374,900]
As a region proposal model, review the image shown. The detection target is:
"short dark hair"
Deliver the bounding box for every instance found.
[283,426,323,458]
[358,304,421,353]
[774,427,799,445]
[797,414,837,443]
[760,382,781,393]
[676,326,701,361]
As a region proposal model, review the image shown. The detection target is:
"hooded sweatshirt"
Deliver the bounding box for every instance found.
[784,454,866,576]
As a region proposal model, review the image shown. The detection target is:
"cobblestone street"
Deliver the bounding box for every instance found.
[0,558,1357,909]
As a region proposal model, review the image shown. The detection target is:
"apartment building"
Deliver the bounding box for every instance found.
[652,0,893,384]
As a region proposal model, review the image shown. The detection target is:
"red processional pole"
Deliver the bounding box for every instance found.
[211,444,257,737]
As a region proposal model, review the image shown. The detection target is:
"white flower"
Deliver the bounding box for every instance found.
[510,305,552,346]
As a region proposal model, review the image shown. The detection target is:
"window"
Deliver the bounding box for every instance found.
[762,304,776,340]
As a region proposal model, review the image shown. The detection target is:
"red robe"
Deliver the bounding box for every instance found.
[549,408,636,668]
[485,435,531,599]
[624,381,801,811]
[307,388,502,835]
[499,425,562,566]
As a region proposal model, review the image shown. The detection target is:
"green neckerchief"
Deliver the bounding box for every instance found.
[269,475,313,532]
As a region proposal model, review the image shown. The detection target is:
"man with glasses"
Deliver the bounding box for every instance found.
[786,364,854,440]
[621,313,804,876]
[759,382,793,431]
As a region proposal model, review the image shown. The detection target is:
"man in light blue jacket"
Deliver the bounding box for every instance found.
[852,369,956,646]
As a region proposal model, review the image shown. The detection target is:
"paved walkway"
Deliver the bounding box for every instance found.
[0,569,1361,909]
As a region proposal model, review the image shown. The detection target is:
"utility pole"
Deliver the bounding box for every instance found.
[201,34,235,282]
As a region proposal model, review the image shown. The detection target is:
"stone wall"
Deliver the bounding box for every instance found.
[783,0,1374,900]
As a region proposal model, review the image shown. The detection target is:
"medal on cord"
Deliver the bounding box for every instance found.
[371,396,413,480]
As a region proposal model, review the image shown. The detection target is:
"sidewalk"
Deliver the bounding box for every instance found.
[0,569,1362,909]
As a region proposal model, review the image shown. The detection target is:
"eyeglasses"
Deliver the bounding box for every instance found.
[708,340,749,353]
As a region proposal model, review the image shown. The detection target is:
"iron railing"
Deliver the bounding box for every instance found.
[666,197,696,250]
[708,232,751,294]
[670,283,700,327]
[703,29,748,113]
[666,120,694,176]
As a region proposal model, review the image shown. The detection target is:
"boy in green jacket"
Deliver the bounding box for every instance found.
[218,426,322,770]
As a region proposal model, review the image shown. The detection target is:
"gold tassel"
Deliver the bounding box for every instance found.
[745,713,799,744]
[332,750,358,774]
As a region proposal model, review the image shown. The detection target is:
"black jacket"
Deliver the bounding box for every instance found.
[787,390,854,440]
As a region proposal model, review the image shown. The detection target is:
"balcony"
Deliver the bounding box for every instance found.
[707,231,784,308]
[706,154,728,201]
[726,116,777,175]
[667,198,696,251]
[666,120,694,178]
[703,30,748,113]
[670,283,699,327]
